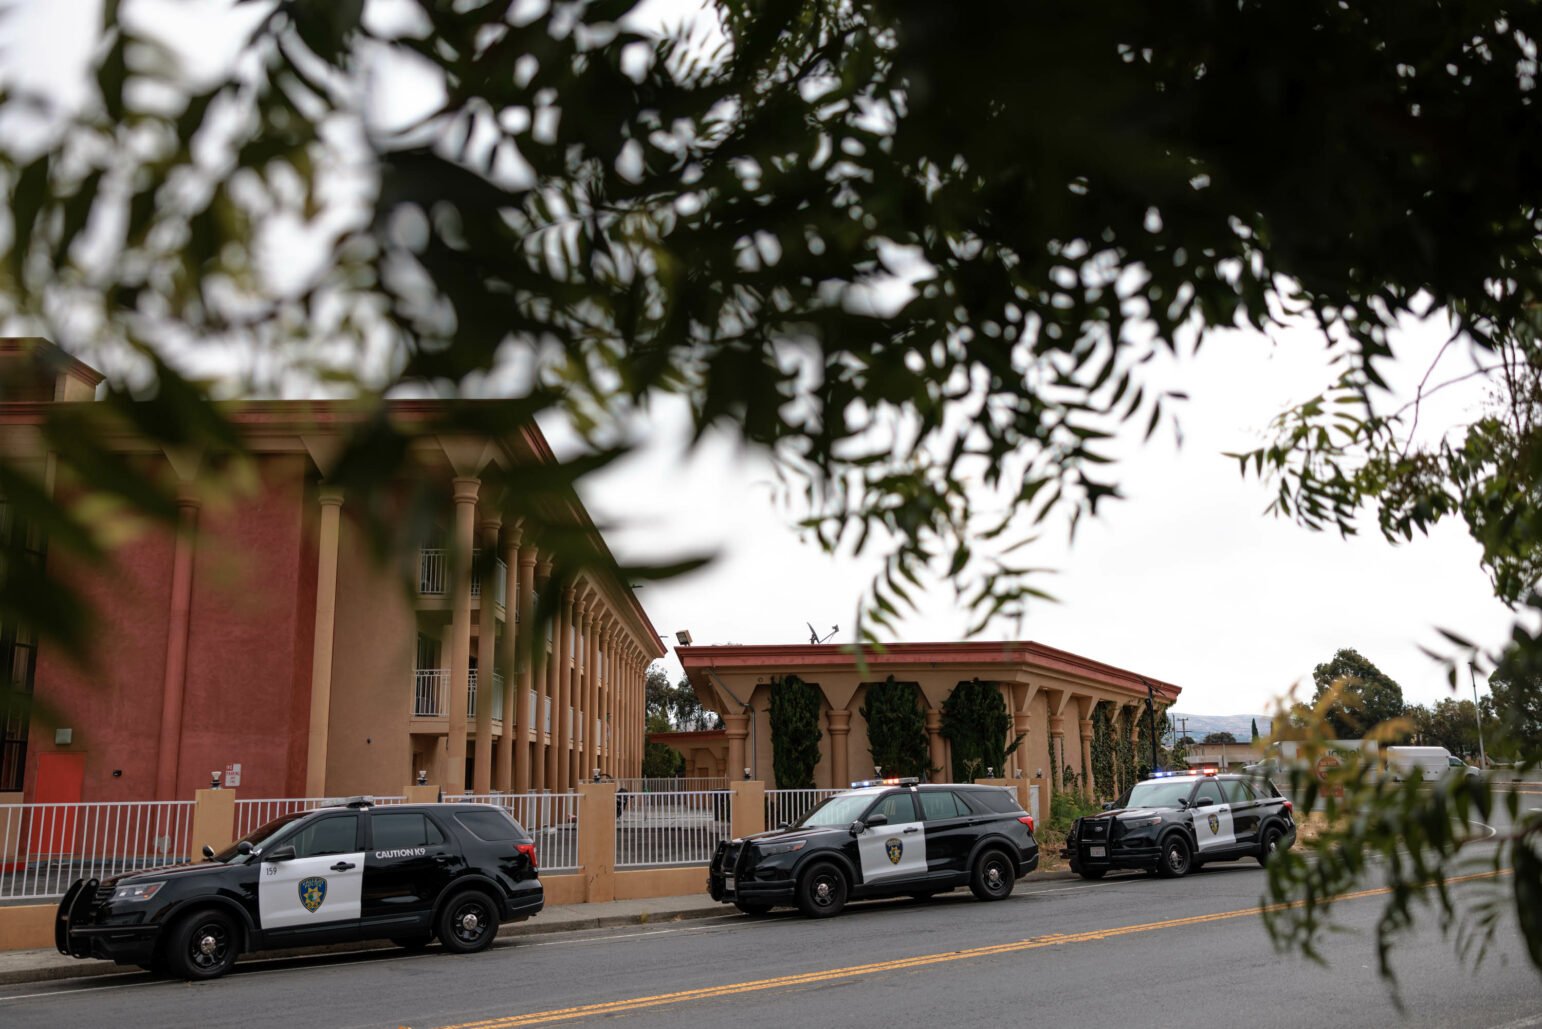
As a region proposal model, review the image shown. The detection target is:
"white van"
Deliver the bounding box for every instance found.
[1384,746,1458,782]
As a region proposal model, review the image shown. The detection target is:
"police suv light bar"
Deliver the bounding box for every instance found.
[849,777,920,788]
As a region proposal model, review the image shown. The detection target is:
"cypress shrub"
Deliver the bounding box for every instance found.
[939,678,1021,781]
[859,676,932,779]
[769,674,824,788]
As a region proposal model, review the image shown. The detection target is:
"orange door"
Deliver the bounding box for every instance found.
[30,752,85,856]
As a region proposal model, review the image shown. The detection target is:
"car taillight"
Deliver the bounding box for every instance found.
[1018,815,1035,834]
[516,843,538,869]
[1282,801,1293,814]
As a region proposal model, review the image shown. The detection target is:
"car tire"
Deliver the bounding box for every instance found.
[796,862,848,918]
[733,900,774,916]
[392,935,434,951]
[1076,866,1107,880]
[1257,826,1284,867]
[1156,835,1192,878]
[165,906,240,981]
[437,889,500,954]
[969,848,1015,901]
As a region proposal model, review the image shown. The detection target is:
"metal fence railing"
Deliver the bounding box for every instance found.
[444,792,580,872]
[611,777,729,793]
[231,796,409,839]
[615,790,731,869]
[766,788,842,829]
[0,800,196,901]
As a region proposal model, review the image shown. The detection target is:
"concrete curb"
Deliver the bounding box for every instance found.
[0,871,1077,987]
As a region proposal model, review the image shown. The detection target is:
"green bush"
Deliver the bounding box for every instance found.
[860,676,932,779]
[769,674,824,788]
[1049,787,1103,832]
[940,678,1021,781]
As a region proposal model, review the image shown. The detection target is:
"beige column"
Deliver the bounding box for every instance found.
[1012,710,1032,779]
[445,477,479,796]
[303,485,344,797]
[827,708,851,788]
[511,541,537,793]
[574,590,593,779]
[156,482,201,800]
[534,556,554,791]
[472,514,501,794]
[925,709,947,782]
[724,712,748,782]
[586,603,602,779]
[494,525,522,792]
[555,586,576,789]
[1079,718,1095,798]
[602,623,616,776]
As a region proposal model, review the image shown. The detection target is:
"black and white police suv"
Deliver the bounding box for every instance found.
[707,777,1039,918]
[55,799,543,980]
[1062,769,1296,880]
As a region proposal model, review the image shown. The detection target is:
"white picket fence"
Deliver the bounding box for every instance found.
[766,788,842,829]
[0,800,195,901]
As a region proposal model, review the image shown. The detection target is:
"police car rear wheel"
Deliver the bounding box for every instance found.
[1257,826,1283,866]
[438,890,499,953]
[796,862,848,918]
[969,849,1015,901]
[1156,836,1192,878]
[167,907,239,980]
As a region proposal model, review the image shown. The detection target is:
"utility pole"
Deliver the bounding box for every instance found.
[1470,663,1488,769]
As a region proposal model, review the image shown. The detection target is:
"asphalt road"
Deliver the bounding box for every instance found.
[3,844,1539,1029]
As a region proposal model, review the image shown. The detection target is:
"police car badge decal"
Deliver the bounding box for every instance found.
[885,838,903,864]
[1207,813,1219,835]
[298,876,327,913]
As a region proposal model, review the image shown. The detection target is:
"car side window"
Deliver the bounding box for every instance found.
[869,792,918,824]
[919,791,967,820]
[285,814,359,858]
[1192,781,1225,807]
[1219,779,1255,804]
[372,812,446,850]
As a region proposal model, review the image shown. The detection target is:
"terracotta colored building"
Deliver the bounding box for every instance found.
[676,641,1181,812]
[0,339,664,806]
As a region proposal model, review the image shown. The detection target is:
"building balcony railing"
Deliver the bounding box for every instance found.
[465,670,505,720]
[418,548,507,607]
[414,669,447,717]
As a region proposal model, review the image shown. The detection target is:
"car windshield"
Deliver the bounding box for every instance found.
[1117,780,1197,810]
[209,812,308,864]
[796,793,882,828]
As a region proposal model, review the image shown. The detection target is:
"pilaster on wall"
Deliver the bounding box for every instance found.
[578,781,618,903]
[189,788,236,857]
[730,780,765,841]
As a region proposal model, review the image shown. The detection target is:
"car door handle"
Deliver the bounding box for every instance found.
[903,827,920,834]
[330,861,356,872]
[433,855,452,864]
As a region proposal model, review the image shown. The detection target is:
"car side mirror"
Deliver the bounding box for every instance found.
[1101,802,1114,811]
[778,822,791,830]
[265,845,296,863]
[864,813,888,828]
[202,844,215,860]
[1192,798,1212,808]
[849,820,865,836]
[238,841,253,855]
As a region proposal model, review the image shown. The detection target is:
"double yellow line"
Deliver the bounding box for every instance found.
[433,869,1510,1029]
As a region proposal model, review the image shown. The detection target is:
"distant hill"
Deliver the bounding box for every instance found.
[1166,712,1272,742]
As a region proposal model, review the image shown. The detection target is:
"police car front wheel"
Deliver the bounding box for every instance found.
[165,907,240,980]
[1156,835,1193,878]
[437,889,500,953]
[796,862,848,918]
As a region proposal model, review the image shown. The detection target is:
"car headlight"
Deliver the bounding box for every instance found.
[756,840,807,857]
[111,881,166,903]
[1120,816,1162,828]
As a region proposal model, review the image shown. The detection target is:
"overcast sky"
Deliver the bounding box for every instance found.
[2,0,1522,718]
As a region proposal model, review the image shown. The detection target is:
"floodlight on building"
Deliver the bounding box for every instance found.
[676,630,693,646]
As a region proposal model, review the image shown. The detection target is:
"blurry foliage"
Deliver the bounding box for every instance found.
[0,0,1538,979]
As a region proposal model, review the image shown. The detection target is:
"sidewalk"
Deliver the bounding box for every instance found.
[0,871,1076,987]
